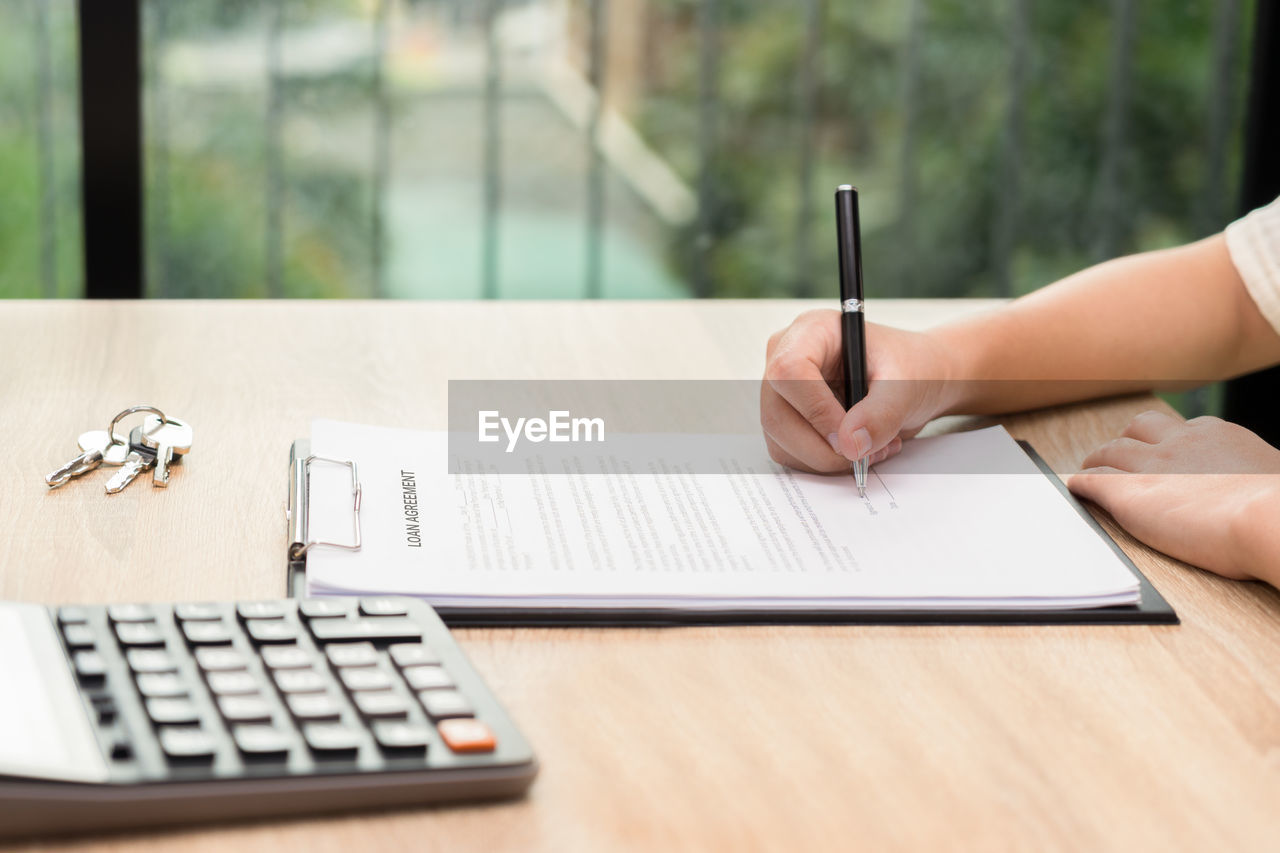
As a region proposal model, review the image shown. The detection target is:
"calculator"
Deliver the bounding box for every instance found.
[0,597,537,838]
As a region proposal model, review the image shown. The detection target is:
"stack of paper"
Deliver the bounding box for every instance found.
[304,420,1140,612]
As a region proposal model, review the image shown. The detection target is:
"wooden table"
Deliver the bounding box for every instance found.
[3,300,1279,851]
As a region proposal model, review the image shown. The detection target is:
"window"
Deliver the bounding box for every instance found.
[0,0,1257,301]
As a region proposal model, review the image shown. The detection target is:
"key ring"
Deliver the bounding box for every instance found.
[106,405,167,450]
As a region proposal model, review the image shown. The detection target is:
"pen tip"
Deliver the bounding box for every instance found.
[858,485,866,498]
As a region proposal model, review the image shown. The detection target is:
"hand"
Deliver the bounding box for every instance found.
[1068,411,1280,585]
[761,310,956,473]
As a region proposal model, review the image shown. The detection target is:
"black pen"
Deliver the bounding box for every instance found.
[835,185,869,497]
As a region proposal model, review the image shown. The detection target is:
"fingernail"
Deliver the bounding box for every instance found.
[827,433,841,454]
[851,428,872,459]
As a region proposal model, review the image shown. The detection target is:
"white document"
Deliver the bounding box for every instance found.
[305,420,1140,611]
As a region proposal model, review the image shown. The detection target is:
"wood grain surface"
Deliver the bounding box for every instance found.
[1,299,1278,852]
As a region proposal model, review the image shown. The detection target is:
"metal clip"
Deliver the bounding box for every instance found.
[289,453,362,560]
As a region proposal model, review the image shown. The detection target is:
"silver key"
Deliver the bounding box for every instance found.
[86,426,150,470]
[104,435,159,495]
[46,434,108,488]
[78,430,131,466]
[139,415,192,488]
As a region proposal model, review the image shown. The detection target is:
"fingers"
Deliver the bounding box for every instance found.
[833,378,920,462]
[762,312,933,473]
[763,432,826,475]
[765,430,902,475]
[1066,466,1127,506]
[1122,410,1181,444]
[1080,437,1151,472]
[869,436,902,466]
[765,367,848,452]
[761,380,848,473]
[762,311,850,472]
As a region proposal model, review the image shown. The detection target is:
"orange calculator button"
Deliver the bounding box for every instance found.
[437,718,497,753]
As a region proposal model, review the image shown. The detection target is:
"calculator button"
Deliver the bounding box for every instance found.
[108,734,133,761]
[303,723,363,755]
[108,604,154,623]
[218,696,274,724]
[245,620,299,644]
[207,671,260,696]
[159,727,216,761]
[418,690,473,720]
[437,718,497,754]
[352,692,410,719]
[237,601,288,620]
[62,623,96,649]
[274,669,327,694]
[136,672,188,698]
[402,665,453,691]
[181,621,234,645]
[388,643,439,668]
[115,622,165,647]
[147,698,202,726]
[233,725,292,758]
[310,618,422,645]
[372,721,431,753]
[359,598,410,617]
[261,646,314,669]
[325,642,378,668]
[174,603,223,621]
[286,693,342,722]
[299,599,351,619]
[127,649,177,673]
[339,668,394,692]
[195,647,247,672]
[58,606,89,625]
[92,695,117,724]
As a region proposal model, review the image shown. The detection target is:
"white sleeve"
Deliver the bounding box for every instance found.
[1225,195,1280,335]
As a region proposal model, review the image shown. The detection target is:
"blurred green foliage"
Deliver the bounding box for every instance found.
[143,0,377,297]
[0,0,81,297]
[0,0,1255,309]
[638,0,1253,299]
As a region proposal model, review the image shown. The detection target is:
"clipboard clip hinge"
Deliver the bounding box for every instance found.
[289,453,362,561]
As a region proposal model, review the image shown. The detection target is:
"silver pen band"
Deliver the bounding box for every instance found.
[841,298,863,314]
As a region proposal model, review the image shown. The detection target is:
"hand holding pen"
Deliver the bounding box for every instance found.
[760,192,949,478]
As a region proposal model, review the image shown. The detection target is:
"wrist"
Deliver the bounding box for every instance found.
[925,325,981,417]
[1231,482,1280,586]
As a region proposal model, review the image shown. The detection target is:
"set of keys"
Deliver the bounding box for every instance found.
[46,405,194,494]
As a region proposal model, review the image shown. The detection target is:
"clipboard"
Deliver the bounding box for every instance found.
[286,438,1178,626]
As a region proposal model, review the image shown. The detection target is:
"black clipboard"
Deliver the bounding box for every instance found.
[286,438,1177,626]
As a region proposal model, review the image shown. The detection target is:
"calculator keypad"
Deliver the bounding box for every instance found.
[53,598,512,784]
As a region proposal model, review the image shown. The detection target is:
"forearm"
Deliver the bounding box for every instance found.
[929,234,1280,416]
